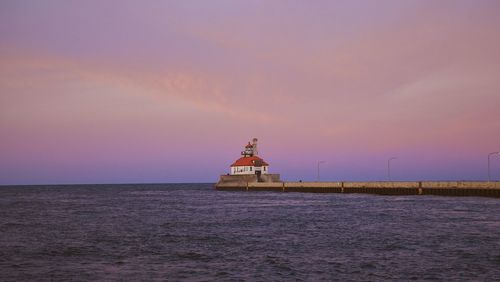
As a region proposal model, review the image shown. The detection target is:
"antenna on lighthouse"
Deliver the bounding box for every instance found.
[252,138,258,156]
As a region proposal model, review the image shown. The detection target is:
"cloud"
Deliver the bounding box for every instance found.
[2,1,500,183]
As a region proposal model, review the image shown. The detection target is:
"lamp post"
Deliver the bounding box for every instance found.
[387,157,397,181]
[488,152,500,182]
[317,161,325,182]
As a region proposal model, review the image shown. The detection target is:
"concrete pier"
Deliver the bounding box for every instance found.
[215,181,500,198]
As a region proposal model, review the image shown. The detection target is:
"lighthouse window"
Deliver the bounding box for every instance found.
[250,167,252,171]
[264,167,266,171]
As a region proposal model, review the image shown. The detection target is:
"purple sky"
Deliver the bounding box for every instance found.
[1,1,500,184]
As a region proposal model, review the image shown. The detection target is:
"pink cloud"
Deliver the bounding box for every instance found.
[1,1,500,183]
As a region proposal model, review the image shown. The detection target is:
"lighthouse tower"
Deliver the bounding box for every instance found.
[216,138,281,187]
[230,138,269,176]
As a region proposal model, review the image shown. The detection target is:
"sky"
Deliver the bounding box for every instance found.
[1,0,500,184]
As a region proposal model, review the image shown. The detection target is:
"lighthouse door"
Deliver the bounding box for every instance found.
[255,170,261,176]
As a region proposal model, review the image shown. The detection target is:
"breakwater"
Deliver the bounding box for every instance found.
[215,181,500,197]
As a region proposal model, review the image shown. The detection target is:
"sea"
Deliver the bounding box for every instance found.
[0,183,499,281]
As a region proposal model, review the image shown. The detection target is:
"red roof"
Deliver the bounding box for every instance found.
[231,156,269,167]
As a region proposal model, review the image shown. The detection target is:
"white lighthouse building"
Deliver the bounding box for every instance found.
[230,138,269,176]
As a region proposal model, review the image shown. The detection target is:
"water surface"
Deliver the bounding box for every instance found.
[1,184,499,281]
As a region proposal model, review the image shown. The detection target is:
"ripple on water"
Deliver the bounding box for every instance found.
[0,184,499,281]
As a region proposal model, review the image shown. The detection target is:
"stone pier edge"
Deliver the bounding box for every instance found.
[215,181,500,197]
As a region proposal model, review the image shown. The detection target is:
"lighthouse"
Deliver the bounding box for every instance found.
[216,138,281,187]
[230,138,269,176]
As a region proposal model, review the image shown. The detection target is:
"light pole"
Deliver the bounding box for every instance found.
[488,152,500,182]
[317,161,325,182]
[387,157,397,181]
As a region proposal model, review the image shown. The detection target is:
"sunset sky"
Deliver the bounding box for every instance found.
[1,1,500,184]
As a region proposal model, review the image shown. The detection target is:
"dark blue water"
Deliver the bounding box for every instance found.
[1,184,499,281]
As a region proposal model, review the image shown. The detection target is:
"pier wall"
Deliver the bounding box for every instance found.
[215,174,281,191]
[215,180,500,197]
[258,174,281,183]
